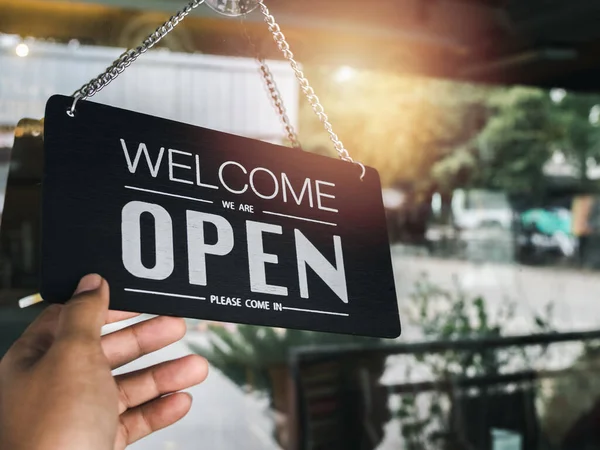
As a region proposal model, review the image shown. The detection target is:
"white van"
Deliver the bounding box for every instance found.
[451,189,513,230]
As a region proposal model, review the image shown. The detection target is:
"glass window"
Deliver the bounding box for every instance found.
[2,2,600,450]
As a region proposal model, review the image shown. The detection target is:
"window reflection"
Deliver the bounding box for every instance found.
[2,21,600,450]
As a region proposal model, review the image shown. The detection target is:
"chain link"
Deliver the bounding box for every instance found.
[69,0,205,114]
[65,0,364,177]
[258,0,362,172]
[239,18,301,148]
[258,61,302,148]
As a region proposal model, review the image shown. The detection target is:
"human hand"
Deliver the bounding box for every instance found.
[0,274,208,450]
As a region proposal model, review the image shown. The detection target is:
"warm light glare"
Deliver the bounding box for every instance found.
[15,43,29,57]
[335,66,356,83]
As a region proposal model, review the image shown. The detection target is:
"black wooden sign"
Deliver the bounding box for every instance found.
[42,95,401,338]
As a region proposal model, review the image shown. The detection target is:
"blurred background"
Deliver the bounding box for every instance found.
[3,0,600,449]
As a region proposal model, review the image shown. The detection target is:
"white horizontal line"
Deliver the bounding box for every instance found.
[125,186,213,204]
[125,288,206,301]
[262,211,337,227]
[282,307,349,317]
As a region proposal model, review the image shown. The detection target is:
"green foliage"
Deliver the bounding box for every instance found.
[395,275,556,448]
[298,67,488,195]
[408,274,555,377]
[299,67,600,200]
[429,87,600,198]
[189,324,382,393]
[474,87,558,196]
[554,93,600,185]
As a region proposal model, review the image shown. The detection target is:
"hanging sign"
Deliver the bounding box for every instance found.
[41,95,401,338]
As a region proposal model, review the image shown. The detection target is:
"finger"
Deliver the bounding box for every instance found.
[117,392,193,449]
[56,274,108,342]
[106,310,140,325]
[115,355,208,413]
[19,303,62,343]
[6,304,63,366]
[102,316,186,369]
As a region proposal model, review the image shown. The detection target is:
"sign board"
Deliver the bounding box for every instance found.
[42,95,401,338]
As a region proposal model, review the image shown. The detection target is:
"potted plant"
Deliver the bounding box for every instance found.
[189,325,383,449]
[396,275,555,450]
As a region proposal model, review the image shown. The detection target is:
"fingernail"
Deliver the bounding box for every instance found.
[74,274,103,295]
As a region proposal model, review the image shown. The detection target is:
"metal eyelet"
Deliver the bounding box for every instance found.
[66,96,80,118]
[357,162,366,181]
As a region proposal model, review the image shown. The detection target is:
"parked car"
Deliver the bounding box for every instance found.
[516,207,576,263]
[451,189,513,230]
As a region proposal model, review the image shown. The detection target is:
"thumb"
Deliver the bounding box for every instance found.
[57,274,109,342]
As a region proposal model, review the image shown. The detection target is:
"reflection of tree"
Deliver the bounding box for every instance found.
[472,88,600,199]
[396,275,555,449]
[298,67,487,198]
[460,87,559,199]
[189,326,384,449]
[299,68,600,203]
[554,93,600,187]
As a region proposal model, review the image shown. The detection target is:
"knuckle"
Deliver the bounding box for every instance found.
[128,324,145,356]
[139,404,154,434]
[116,379,132,410]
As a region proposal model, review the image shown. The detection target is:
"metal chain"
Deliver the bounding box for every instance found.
[258,0,364,176]
[64,0,365,177]
[239,18,301,148]
[67,0,205,116]
[259,62,302,148]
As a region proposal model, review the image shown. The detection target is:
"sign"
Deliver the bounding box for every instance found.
[41,95,401,338]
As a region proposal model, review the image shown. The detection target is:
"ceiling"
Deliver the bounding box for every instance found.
[1,0,600,91]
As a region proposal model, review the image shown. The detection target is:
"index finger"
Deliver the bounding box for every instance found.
[18,295,140,325]
[5,304,63,367]
[9,307,138,359]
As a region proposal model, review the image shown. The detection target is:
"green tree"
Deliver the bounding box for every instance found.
[298,66,487,196]
[472,87,560,197]
[299,66,600,200]
[554,92,600,187]
[437,87,600,198]
[189,325,385,449]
